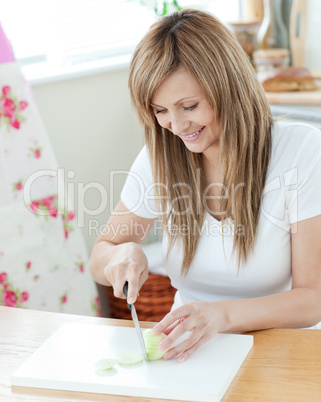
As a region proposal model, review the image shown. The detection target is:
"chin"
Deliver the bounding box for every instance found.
[184,141,209,154]
[184,145,204,154]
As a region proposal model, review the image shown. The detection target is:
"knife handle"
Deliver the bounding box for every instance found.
[123,281,132,310]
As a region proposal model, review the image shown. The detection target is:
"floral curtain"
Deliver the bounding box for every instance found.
[0,24,100,316]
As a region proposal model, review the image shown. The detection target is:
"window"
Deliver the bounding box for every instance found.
[0,0,155,65]
[0,0,240,84]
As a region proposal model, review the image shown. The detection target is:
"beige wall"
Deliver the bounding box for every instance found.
[32,68,144,255]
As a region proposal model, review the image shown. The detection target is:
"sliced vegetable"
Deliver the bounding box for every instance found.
[143,329,170,361]
[117,350,143,365]
[95,358,117,370]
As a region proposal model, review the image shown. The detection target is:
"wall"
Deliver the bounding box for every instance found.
[305,0,321,72]
[32,68,145,255]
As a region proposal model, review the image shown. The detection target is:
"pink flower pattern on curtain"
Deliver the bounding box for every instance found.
[0,24,100,316]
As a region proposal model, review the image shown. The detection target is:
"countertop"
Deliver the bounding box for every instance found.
[2,306,321,401]
[270,104,321,122]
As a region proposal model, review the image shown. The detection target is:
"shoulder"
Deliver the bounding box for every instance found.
[270,120,321,166]
[120,145,154,193]
[133,145,151,165]
[272,120,321,153]
[128,145,153,176]
[120,145,159,218]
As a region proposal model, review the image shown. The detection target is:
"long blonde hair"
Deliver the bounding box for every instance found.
[129,9,273,274]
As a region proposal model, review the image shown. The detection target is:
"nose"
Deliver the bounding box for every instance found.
[165,113,190,136]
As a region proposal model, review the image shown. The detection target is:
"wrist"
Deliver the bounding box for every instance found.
[215,301,234,333]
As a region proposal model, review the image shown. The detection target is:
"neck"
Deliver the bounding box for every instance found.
[202,143,221,172]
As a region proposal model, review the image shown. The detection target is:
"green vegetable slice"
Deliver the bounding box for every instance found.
[143,329,170,361]
[95,358,117,370]
[117,350,143,365]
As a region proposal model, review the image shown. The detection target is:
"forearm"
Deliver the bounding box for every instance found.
[88,240,117,286]
[220,287,321,333]
[152,286,321,363]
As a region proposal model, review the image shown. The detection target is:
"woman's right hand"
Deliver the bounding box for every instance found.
[104,242,149,304]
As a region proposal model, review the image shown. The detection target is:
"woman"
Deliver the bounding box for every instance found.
[89,9,321,363]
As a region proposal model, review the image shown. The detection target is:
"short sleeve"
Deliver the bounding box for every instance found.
[287,126,321,224]
[120,146,160,219]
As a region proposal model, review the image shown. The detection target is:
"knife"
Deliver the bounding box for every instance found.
[123,281,148,362]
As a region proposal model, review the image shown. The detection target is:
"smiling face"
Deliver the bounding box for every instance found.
[150,66,221,157]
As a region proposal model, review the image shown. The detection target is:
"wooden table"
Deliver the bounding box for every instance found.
[1,306,321,401]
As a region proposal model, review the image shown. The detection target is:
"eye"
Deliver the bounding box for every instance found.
[183,103,198,111]
[155,109,167,114]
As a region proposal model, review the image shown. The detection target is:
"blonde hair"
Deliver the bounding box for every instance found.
[129,9,273,274]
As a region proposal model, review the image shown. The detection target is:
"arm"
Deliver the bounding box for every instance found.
[153,215,321,363]
[89,200,156,303]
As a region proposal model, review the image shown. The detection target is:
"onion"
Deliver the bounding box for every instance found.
[95,358,117,370]
[143,329,169,361]
[117,350,143,365]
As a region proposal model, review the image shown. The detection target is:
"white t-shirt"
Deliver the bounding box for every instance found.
[121,121,321,316]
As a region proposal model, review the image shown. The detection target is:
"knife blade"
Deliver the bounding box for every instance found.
[123,281,148,362]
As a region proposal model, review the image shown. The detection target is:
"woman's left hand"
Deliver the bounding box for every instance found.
[151,301,226,363]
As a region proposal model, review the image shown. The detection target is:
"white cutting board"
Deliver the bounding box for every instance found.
[11,322,253,402]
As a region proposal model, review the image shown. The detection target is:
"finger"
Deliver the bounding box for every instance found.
[126,282,138,304]
[162,330,203,361]
[127,273,147,304]
[113,273,146,303]
[138,269,148,290]
[161,319,181,336]
[123,262,143,303]
[158,318,197,353]
[109,263,128,299]
[152,306,188,335]
[176,335,209,363]
[113,278,137,301]
[154,302,211,351]
[113,279,127,300]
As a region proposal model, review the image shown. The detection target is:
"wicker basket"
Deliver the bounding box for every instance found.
[106,274,176,322]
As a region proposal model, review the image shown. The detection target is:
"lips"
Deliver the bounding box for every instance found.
[181,126,205,142]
